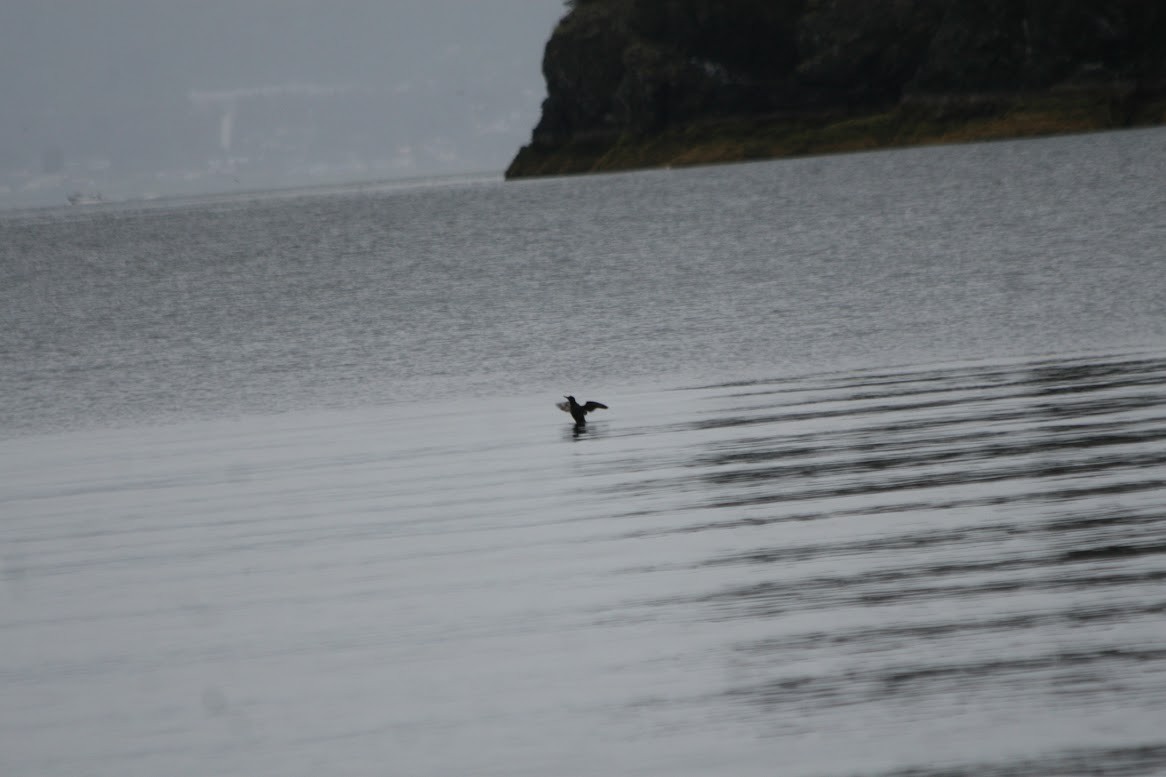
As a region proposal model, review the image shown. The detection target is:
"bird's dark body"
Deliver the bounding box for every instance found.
[560,395,608,426]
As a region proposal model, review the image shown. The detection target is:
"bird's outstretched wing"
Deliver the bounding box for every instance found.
[556,399,609,415]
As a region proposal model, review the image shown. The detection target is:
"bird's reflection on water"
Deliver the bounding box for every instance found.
[567,423,611,441]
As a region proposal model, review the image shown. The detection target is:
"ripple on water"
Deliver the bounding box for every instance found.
[585,352,1166,776]
[3,351,1166,777]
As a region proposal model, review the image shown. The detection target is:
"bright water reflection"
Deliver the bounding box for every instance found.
[3,351,1165,777]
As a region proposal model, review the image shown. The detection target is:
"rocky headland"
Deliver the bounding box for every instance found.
[506,0,1166,178]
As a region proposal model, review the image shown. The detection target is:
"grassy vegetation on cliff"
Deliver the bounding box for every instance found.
[507,91,1166,178]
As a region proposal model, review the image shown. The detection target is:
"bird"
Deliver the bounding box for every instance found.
[558,395,608,426]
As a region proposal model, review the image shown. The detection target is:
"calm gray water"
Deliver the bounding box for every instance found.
[2,129,1166,776]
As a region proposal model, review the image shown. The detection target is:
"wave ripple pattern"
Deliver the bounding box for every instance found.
[2,352,1165,777]
[585,353,1166,776]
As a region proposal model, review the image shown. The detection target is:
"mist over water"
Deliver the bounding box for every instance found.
[2,130,1166,776]
[0,1,567,207]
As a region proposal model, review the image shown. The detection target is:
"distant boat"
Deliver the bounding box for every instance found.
[66,191,104,205]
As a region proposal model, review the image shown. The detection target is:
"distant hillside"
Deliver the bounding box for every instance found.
[506,0,1166,178]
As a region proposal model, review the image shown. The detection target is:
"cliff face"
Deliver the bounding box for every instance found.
[507,0,1166,177]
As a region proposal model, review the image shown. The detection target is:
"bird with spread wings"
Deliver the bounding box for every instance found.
[558,395,608,426]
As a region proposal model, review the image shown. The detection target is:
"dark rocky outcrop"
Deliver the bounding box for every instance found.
[507,0,1166,178]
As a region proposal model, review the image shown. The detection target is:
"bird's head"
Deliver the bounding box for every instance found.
[564,395,575,403]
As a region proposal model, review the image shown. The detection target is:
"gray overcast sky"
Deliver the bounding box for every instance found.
[0,0,566,205]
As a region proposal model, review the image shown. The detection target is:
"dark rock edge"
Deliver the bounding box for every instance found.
[506,0,1166,179]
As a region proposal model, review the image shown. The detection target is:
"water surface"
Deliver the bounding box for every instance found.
[2,130,1166,776]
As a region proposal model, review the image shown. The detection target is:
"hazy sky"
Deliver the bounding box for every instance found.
[0,0,566,204]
